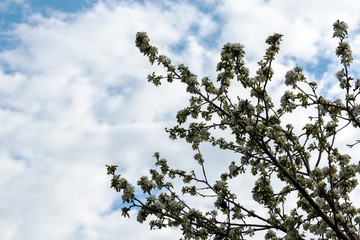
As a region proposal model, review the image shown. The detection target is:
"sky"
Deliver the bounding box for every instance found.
[1,0,360,239]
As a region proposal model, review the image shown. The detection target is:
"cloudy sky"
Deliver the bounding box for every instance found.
[1,0,360,239]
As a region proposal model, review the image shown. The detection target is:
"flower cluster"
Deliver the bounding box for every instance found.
[284,67,305,89]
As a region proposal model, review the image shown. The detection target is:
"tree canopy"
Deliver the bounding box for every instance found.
[107,20,360,240]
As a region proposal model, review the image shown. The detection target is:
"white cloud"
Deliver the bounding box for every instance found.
[218,0,360,65]
[1,0,360,239]
[0,1,218,239]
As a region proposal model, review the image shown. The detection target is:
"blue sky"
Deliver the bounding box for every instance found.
[1,0,360,240]
[0,0,97,50]
[0,0,221,49]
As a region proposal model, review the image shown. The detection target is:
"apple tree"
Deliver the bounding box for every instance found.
[107,20,360,240]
